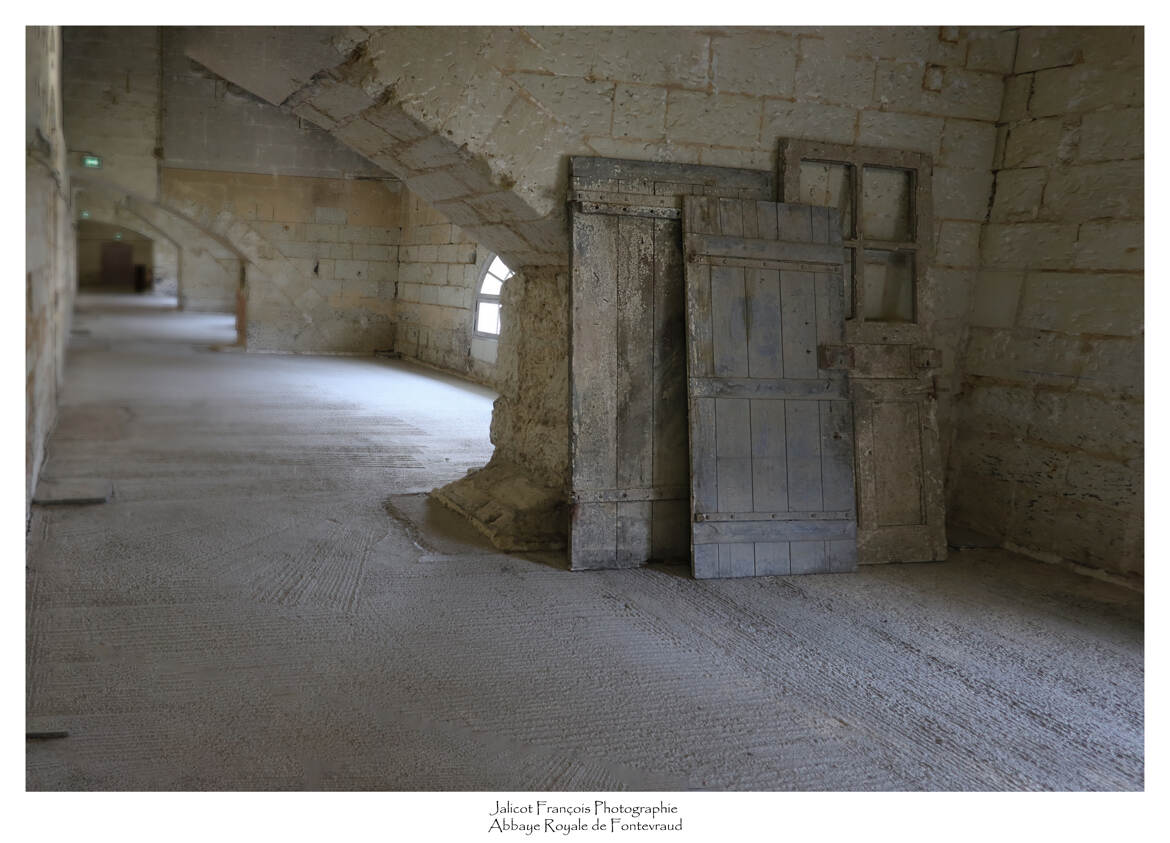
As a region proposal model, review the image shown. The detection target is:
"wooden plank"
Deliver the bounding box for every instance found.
[750,398,788,512]
[616,500,653,567]
[574,201,681,220]
[741,197,760,238]
[819,400,856,512]
[686,261,715,379]
[616,215,655,492]
[570,502,617,570]
[570,210,618,492]
[711,265,750,377]
[790,541,829,574]
[570,190,680,208]
[872,399,925,526]
[689,375,848,400]
[785,400,823,511]
[746,267,782,379]
[686,233,845,267]
[718,196,744,236]
[694,511,852,522]
[814,270,845,349]
[715,397,754,513]
[693,520,856,544]
[719,543,756,577]
[827,539,858,572]
[780,270,818,379]
[753,542,791,575]
[690,396,718,516]
[571,487,687,504]
[778,203,812,241]
[692,544,719,578]
[571,156,777,196]
[756,200,778,240]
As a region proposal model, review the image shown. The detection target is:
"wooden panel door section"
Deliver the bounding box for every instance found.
[682,196,857,579]
[779,139,947,564]
[568,157,775,570]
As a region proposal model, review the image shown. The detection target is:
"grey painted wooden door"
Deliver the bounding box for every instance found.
[568,157,775,570]
[682,197,857,578]
[780,139,947,564]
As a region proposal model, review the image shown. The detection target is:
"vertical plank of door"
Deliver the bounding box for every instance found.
[754,542,791,575]
[820,400,856,512]
[750,398,788,512]
[719,543,756,578]
[715,398,754,514]
[747,267,783,379]
[780,270,818,379]
[872,400,925,526]
[791,541,829,574]
[687,258,715,379]
[572,502,618,567]
[570,211,619,493]
[615,215,654,494]
[690,397,718,515]
[617,500,653,566]
[711,264,750,378]
[785,400,824,512]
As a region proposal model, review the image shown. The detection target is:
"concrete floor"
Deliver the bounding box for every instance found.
[26,294,1143,791]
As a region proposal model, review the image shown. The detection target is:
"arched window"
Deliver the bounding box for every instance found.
[475,254,513,337]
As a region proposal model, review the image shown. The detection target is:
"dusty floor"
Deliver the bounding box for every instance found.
[26,294,1143,791]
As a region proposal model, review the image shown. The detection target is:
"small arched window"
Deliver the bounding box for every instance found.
[475,254,513,337]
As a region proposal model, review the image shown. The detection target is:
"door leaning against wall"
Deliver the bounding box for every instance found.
[779,139,947,565]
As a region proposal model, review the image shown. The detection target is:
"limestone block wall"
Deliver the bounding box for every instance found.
[162,168,401,352]
[162,26,383,180]
[950,27,1143,581]
[62,26,161,199]
[27,26,77,513]
[393,191,498,385]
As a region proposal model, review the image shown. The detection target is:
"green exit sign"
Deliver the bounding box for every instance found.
[114,232,123,240]
[81,154,102,169]
[79,210,90,219]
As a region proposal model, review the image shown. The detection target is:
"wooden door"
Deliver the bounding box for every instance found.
[779,139,947,564]
[100,242,134,288]
[568,157,775,570]
[683,197,857,578]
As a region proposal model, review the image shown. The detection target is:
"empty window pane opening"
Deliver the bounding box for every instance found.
[475,255,513,337]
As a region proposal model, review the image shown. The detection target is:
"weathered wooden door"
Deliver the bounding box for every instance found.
[682,197,857,578]
[100,241,134,288]
[568,157,775,570]
[779,139,947,564]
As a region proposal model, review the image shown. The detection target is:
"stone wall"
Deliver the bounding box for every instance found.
[27,26,76,515]
[393,190,498,384]
[160,168,401,352]
[162,26,382,180]
[62,26,160,199]
[950,27,1143,582]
